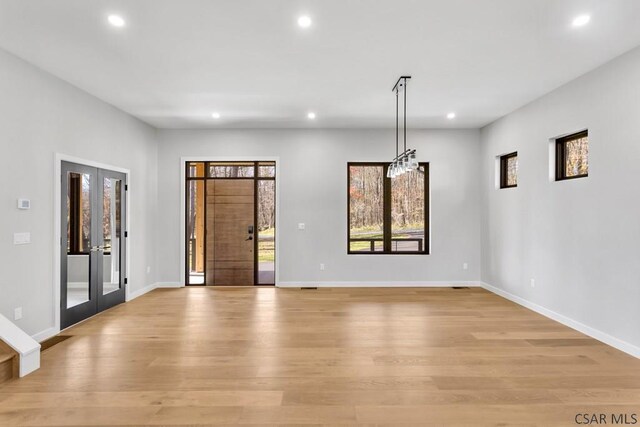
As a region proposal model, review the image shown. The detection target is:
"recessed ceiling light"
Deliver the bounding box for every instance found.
[572,14,591,27]
[307,112,316,120]
[298,15,312,28]
[107,14,126,27]
[447,112,456,120]
[211,112,221,119]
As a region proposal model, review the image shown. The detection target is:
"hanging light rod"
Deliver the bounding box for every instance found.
[392,148,417,162]
[387,76,418,179]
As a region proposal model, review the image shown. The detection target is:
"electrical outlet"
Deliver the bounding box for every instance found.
[146,266,151,274]
[530,279,535,288]
[463,263,468,270]
[320,263,325,271]
[14,307,22,321]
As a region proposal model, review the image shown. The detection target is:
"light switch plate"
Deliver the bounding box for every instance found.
[298,223,305,230]
[14,232,31,245]
[14,307,22,321]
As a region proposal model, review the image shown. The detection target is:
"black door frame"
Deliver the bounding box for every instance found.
[60,161,127,329]
[184,161,277,286]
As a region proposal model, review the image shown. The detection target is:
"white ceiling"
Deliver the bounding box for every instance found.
[1,0,639,129]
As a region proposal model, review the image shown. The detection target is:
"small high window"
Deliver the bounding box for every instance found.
[499,152,518,189]
[556,131,588,180]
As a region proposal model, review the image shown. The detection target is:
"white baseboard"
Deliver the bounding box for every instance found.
[156,282,182,288]
[31,327,59,343]
[480,281,640,359]
[127,282,182,301]
[127,282,158,301]
[277,281,481,288]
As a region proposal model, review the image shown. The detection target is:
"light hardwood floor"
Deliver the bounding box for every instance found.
[1,287,639,426]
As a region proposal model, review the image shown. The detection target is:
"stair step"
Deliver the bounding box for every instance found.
[0,352,15,364]
[0,353,16,384]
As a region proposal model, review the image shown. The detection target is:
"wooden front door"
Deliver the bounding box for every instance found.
[206,180,255,285]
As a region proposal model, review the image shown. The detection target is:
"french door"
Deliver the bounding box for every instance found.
[61,161,127,329]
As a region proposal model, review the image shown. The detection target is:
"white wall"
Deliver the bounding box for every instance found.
[157,128,481,285]
[6,29,637,357]
[0,48,158,338]
[480,46,640,351]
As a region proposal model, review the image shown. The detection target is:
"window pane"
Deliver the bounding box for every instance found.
[209,163,255,178]
[565,135,589,177]
[187,180,205,284]
[349,165,384,253]
[258,163,276,177]
[391,166,425,253]
[349,239,384,252]
[258,180,276,284]
[66,172,91,308]
[103,178,122,295]
[506,155,518,186]
[187,162,205,177]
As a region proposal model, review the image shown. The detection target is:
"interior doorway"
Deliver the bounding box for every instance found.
[185,161,276,286]
[60,161,127,329]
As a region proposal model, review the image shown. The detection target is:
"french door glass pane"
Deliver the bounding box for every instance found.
[187,180,205,284]
[66,172,92,308]
[103,178,122,295]
[349,165,384,252]
[391,166,425,252]
[258,180,275,284]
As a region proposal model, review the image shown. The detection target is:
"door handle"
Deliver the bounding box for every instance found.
[245,236,253,241]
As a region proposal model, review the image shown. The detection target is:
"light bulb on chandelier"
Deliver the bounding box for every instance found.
[409,152,418,170]
[388,76,418,178]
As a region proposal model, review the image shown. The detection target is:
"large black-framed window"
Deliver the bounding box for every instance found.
[348,162,429,255]
[499,152,518,189]
[556,130,589,181]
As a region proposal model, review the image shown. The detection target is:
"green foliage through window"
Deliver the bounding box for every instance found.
[348,163,429,254]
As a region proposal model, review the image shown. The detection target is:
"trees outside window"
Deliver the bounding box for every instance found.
[556,131,588,180]
[500,152,518,189]
[348,163,429,254]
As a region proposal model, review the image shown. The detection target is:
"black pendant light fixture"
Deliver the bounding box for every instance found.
[387,76,418,178]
